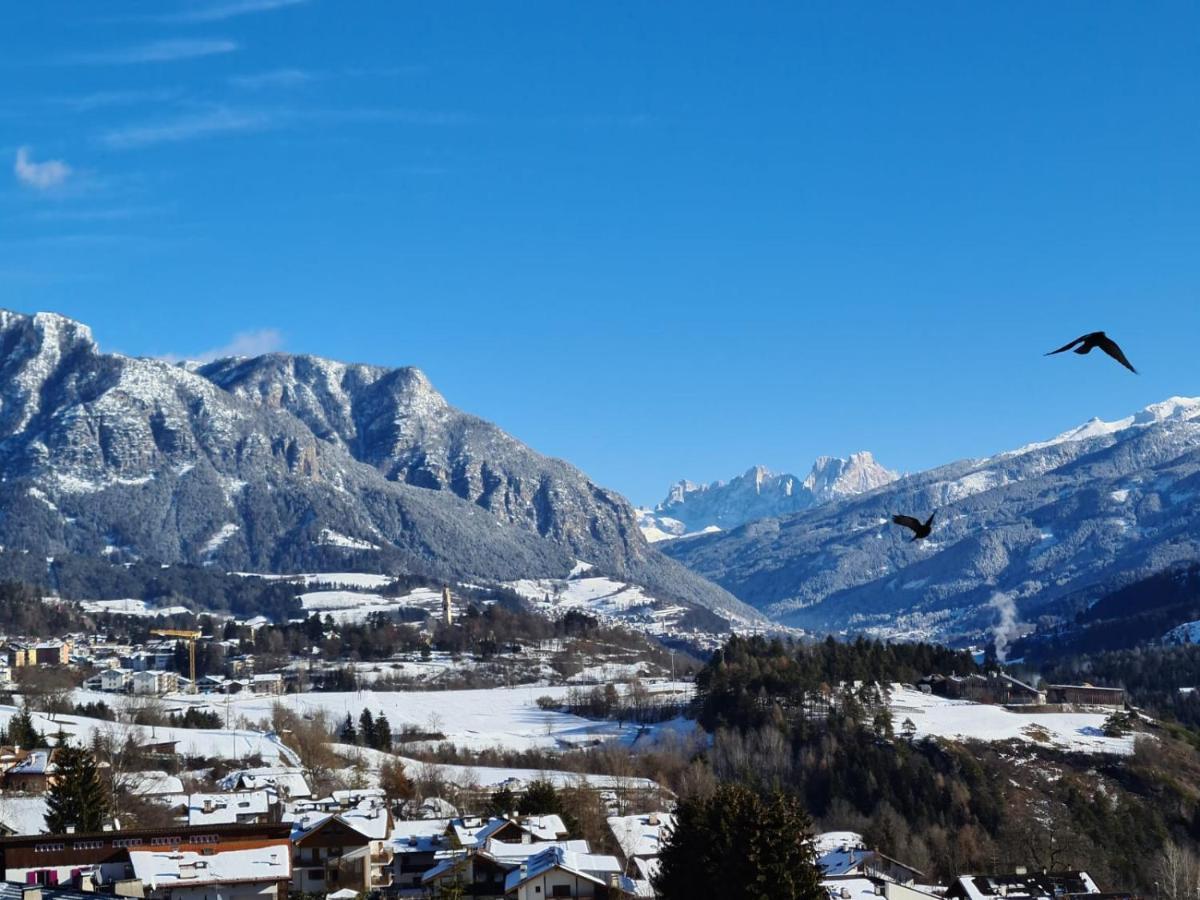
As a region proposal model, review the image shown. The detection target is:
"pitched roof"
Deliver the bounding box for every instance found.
[606,812,674,860]
[502,846,623,893]
[128,845,291,888]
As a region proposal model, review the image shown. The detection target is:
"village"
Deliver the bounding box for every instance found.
[0,599,1147,900]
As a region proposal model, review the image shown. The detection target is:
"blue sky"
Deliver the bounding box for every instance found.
[3,2,1199,505]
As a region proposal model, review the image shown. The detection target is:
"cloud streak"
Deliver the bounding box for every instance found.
[14,147,72,190]
[154,0,309,23]
[67,39,238,65]
[229,68,314,90]
[162,328,285,363]
[99,108,271,149]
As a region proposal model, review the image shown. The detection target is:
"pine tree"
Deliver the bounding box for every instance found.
[45,743,109,834]
[9,706,38,749]
[339,713,358,745]
[519,780,561,816]
[486,787,518,818]
[358,708,375,743]
[372,713,392,752]
[655,783,823,900]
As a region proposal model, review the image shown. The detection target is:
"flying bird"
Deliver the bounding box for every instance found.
[1045,331,1137,373]
[892,512,935,541]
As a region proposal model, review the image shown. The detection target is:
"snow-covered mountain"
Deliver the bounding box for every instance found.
[662,397,1200,639]
[639,453,898,540]
[0,309,761,624]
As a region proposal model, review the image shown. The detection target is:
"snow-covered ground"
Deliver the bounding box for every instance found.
[889,686,1134,755]
[1164,620,1200,644]
[77,598,193,617]
[333,744,663,791]
[75,682,695,753]
[298,587,444,623]
[0,704,298,764]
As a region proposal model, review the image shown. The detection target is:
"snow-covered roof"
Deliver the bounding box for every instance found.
[951,872,1101,900]
[503,846,623,893]
[188,790,274,826]
[0,795,47,835]
[390,818,452,854]
[7,750,53,776]
[325,890,359,900]
[128,845,291,887]
[291,805,390,842]
[814,832,868,876]
[607,812,674,860]
[486,839,591,865]
[125,770,186,797]
[218,766,311,798]
[456,814,567,848]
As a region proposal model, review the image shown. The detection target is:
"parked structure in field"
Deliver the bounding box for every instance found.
[1043,684,1126,709]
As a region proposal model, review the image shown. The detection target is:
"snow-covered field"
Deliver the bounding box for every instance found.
[298,587,444,623]
[0,704,298,764]
[889,686,1135,755]
[77,598,192,617]
[333,744,663,791]
[75,682,695,753]
[1164,620,1200,644]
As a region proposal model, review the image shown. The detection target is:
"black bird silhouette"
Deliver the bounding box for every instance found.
[1045,331,1137,373]
[892,512,935,541]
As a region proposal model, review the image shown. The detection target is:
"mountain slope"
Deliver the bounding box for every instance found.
[0,309,759,623]
[640,453,897,539]
[662,397,1200,638]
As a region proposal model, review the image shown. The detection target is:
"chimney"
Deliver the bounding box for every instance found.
[23,886,42,900]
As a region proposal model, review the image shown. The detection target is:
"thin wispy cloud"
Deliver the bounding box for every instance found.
[30,205,168,223]
[14,147,72,190]
[99,108,271,149]
[161,328,285,363]
[67,39,238,66]
[154,0,308,23]
[229,68,314,90]
[53,88,183,111]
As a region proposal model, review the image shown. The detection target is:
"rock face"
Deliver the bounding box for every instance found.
[643,453,897,537]
[662,397,1200,639]
[0,309,759,623]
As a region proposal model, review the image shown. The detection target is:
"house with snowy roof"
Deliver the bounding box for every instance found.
[1,750,58,794]
[187,789,280,827]
[289,803,394,895]
[128,843,291,900]
[390,818,454,895]
[449,814,569,850]
[606,812,673,865]
[814,831,924,885]
[503,845,631,900]
[945,871,1135,900]
[218,766,312,800]
[421,840,604,900]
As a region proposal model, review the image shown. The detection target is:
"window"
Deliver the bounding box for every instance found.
[113,839,143,848]
[72,841,103,850]
[34,844,65,853]
[551,886,572,898]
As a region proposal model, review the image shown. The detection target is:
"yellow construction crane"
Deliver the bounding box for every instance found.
[150,628,203,694]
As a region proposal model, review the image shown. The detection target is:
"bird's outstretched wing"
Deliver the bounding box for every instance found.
[892,514,921,533]
[1045,334,1091,356]
[1097,334,1137,373]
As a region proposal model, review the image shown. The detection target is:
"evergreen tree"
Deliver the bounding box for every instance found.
[655,783,822,900]
[519,780,561,816]
[358,708,375,744]
[486,787,518,818]
[45,743,109,834]
[9,706,38,749]
[372,713,392,752]
[339,713,358,745]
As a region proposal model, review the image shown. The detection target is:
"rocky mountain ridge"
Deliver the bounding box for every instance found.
[0,309,761,624]
[662,396,1200,639]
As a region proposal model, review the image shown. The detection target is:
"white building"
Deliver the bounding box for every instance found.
[132,670,179,695]
[503,846,629,900]
[100,668,133,693]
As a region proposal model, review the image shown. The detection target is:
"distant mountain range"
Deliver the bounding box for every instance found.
[638,453,898,541]
[661,397,1200,641]
[0,309,762,625]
